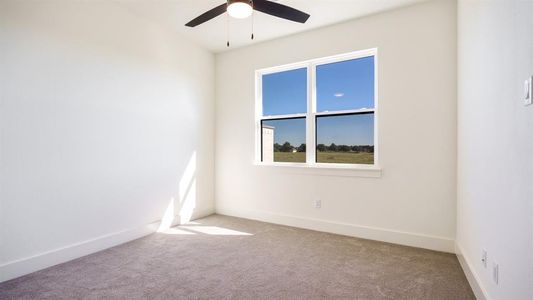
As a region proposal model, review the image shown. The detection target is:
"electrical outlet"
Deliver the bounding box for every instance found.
[493,262,499,285]
[481,249,488,268]
[314,199,321,209]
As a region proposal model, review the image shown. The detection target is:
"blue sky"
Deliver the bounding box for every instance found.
[262,68,307,116]
[262,56,374,146]
[316,114,374,145]
[316,56,374,112]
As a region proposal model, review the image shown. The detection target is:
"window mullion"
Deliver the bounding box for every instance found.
[261,113,307,120]
[315,108,375,117]
[306,63,316,165]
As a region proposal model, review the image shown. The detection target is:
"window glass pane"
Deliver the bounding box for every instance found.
[316,113,374,164]
[262,68,307,116]
[262,118,306,163]
[316,56,374,112]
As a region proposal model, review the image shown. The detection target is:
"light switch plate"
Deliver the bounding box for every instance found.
[525,77,532,106]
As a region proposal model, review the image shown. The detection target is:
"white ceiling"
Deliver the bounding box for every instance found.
[115,0,426,53]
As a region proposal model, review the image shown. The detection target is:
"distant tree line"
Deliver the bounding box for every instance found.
[273,142,373,153]
[273,142,306,153]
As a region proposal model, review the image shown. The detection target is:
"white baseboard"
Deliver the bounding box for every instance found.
[0,207,455,284]
[0,205,217,284]
[216,206,455,253]
[0,221,165,283]
[456,242,489,300]
[0,216,184,283]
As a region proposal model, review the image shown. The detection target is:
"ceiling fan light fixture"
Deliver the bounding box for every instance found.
[227,0,253,19]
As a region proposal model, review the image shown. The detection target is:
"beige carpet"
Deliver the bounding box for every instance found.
[0,214,474,299]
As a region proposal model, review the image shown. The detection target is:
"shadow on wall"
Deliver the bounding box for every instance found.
[158,151,197,232]
[156,151,252,236]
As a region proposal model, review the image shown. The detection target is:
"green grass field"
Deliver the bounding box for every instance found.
[274,152,374,164]
[274,152,306,163]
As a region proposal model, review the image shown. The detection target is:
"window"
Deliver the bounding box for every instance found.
[256,49,377,167]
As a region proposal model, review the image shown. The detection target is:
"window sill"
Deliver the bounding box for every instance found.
[253,162,382,178]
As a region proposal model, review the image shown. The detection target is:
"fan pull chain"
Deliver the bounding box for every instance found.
[251,7,255,40]
[226,12,230,47]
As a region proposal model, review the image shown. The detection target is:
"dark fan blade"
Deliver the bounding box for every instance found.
[253,0,310,23]
[185,3,227,27]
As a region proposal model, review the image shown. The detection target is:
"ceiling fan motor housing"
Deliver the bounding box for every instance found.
[227,0,253,19]
[227,0,252,6]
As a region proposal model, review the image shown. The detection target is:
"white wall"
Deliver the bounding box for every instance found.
[457,1,533,299]
[0,0,214,281]
[215,0,457,252]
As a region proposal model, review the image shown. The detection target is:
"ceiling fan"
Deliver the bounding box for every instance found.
[185,0,310,46]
